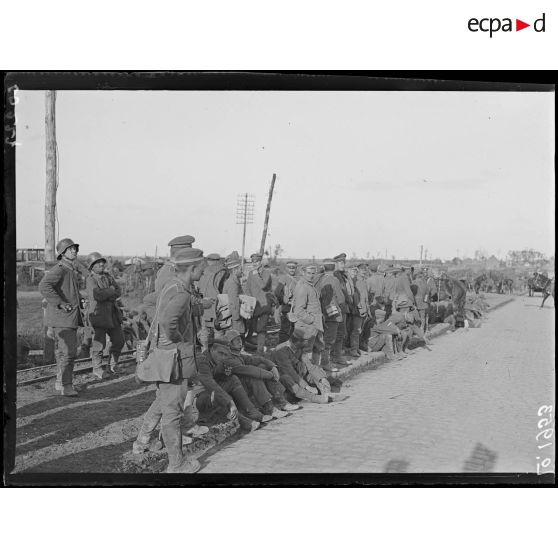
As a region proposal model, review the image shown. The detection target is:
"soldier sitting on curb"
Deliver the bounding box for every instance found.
[218,329,301,417]
[195,340,274,432]
[270,327,348,404]
[367,309,403,361]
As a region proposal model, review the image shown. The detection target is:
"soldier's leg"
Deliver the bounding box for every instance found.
[385,299,393,320]
[108,324,125,373]
[159,380,199,473]
[360,317,372,351]
[133,387,163,452]
[332,314,348,362]
[349,315,363,355]
[255,312,269,355]
[311,331,324,365]
[53,327,78,388]
[279,312,292,343]
[321,321,339,372]
[221,375,265,422]
[91,326,108,376]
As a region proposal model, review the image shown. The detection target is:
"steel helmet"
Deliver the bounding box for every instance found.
[87,251,106,270]
[56,238,79,259]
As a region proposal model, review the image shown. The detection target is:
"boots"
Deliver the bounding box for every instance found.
[110,353,124,374]
[321,351,338,373]
[57,384,79,397]
[292,384,329,404]
[162,424,200,473]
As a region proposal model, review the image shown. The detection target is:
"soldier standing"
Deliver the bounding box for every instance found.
[197,253,224,350]
[85,252,126,379]
[222,251,245,335]
[332,253,354,366]
[245,252,273,355]
[315,258,344,374]
[133,247,207,473]
[39,238,84,396]
[275,260,298,343]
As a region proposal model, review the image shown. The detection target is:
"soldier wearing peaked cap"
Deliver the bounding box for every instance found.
[133,246,207,473]
[275,261,299,343]
[222,251,245,335]
[152,235,196,294]
[39,238,84,396]
[245,252,273,355]
[85,252,125,380]
[332,252,355,366]
[197,252,227,350]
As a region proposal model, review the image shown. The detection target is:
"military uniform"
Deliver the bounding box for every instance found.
[39,240,84,392]
[134,248,204,473]
[291,272,324,365]
[222,253,244,334]
[195,348,270,429]
[86,261,125,377]
[245,256,273,354]
[332,254,353,363]
[198,254,226,349]
[274,262,298,343]
[315,263,344,372]
[271,341,332,404]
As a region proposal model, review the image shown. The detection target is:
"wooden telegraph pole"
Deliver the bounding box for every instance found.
[259,173,276,257]
[45,91,57,262]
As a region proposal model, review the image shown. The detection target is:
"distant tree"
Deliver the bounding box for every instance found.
[507,249,548,267]
[451,257,462,265]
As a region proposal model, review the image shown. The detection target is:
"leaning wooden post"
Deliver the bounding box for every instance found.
[259,173,276,257]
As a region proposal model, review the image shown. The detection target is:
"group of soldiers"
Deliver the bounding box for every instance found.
[38,233,472,473]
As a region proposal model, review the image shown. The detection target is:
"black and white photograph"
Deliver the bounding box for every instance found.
[3,73,555,482]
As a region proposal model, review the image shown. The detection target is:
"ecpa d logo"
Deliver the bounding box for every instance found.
[468,13,546,37]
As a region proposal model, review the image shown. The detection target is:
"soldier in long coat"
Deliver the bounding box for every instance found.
[274,261,298,343]
[291,264,324,366]
[39,238,84,396]
[85,252,125,379]
[222,251,245,334]
[245,253,273,355]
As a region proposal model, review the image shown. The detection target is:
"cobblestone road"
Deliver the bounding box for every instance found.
[201,296,555,473]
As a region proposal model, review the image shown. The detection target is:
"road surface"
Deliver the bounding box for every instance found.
[200,296,555,474]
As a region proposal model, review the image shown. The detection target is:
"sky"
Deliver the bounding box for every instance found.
[15,89,555,261]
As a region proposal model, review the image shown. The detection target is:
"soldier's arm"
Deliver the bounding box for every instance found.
[89,276,117,302]
[159,291,190,344]
[243,354,275,371]
[271,350,304,385]
[320,283,334,306]
[196,358,234,407]
[39,265,66,306]
[232,364,273,380]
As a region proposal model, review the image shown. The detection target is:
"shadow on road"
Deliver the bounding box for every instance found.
[383,459,410,473]
[462,442,498,472]
[16,387,153,456]
[21,439,136,474]
[17,376,146,419]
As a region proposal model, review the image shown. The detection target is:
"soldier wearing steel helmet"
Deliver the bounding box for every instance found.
[85,252,125,380]
[39,238,84,396]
